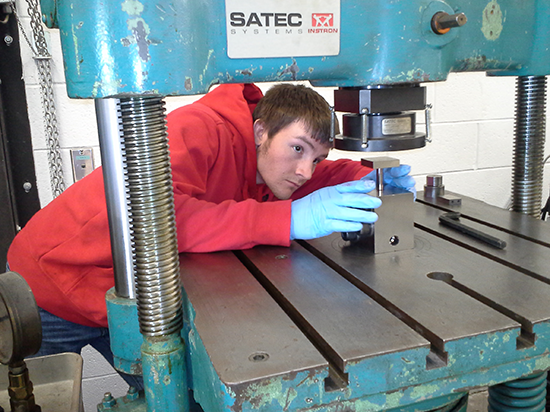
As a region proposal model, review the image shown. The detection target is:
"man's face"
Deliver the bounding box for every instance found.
[255,120,331,200]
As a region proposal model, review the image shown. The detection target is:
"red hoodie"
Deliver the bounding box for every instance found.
[7,84,370,327]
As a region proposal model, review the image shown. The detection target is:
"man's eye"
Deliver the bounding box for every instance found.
[293,145,303,153]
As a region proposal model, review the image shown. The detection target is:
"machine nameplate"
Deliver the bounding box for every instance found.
[382,117,412,135]
[226,0,340,58]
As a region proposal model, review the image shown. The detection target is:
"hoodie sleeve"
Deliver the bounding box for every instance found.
[174,196,292,252]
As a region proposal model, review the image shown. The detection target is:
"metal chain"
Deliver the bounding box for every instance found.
[12,6,36,55]
[13,0,65,197]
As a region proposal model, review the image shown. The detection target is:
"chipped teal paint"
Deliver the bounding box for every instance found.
[317,327,521,405]
[180,285,331,412]
[181,317,550,411]
[344,347,431,396]
[481,1,503,41]
[534,357,550,373]
[298,353,550,412]
[385,390,405,408]
[184,322,236,412]
[410,383,440,400]
[40,0,58,28]
[179,286,238,412]
[142,334,188,412]
[491,0,550,76]
[204,50,214,79]
[45,0,550,97]
[122,0,144,15]
[105,288,143,376]
[239,378,307,411]
[297,391,467,412]
[123,18,151,62]
[240,325,549,411]
[71,23,80,76]
[107,289,189,411]
[183,316,329,412]
[441,329,520,372]
[242,379,287,410]
[120,0,152,65]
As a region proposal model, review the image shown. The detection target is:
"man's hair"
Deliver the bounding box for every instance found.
[253,84,334,146]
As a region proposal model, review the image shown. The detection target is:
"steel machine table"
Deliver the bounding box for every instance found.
[178,191,550,412]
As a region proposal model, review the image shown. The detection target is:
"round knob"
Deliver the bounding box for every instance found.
[431,12,467,34]
[426,175,443,188]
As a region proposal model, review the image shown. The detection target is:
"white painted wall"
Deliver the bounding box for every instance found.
[12,1,550,411]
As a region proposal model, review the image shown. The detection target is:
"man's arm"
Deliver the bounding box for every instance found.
[174,196,292,252]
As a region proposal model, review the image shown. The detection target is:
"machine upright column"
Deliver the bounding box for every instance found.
[120,96,187,411]
[96,98,135,299]
[511,76,547,218]
[96,96,188,412]
[498,77,547,412]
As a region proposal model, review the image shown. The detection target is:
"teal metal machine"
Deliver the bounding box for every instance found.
[41,0,550,96]
[37,1,549,411]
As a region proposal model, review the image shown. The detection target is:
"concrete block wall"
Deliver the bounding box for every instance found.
[12,1,550,410]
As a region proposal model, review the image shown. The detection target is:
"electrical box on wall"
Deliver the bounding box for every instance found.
[70,148,94,182]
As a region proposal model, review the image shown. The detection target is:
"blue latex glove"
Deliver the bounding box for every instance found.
[362,164,417,198]
[290,180,382,240]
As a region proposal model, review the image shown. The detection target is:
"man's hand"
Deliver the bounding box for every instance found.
[362,164,417,197]
[290,180,382,240]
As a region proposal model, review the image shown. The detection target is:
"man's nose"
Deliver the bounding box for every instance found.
[296,160,314,180]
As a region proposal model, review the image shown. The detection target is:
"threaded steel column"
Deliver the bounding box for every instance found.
[119,97,183,337]
[118,96,187,411]
[511,76,547,218]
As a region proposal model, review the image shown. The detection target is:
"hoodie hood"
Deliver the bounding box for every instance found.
[197,83,263,142]
[195,83,264,199]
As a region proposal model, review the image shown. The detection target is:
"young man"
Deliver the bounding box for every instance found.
[7,83,415,384]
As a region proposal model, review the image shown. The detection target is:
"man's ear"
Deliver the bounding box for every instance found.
[253,120,267,147]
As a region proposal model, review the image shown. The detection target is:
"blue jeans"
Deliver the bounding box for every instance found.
[33,307,144,390]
